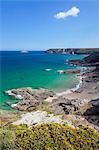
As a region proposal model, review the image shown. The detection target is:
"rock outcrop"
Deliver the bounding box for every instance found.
[48,96,89,115]
[84,52,99,63]
[69,52,99,67]
[12,111,63,127]
[57,69,81,74]
[5,88,55,111]
[68,59,83,66]
[83,99,99,127]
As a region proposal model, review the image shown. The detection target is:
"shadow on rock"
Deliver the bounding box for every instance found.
[83,99,99,126]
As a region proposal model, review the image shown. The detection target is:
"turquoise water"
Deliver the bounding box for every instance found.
[0,51,85,110]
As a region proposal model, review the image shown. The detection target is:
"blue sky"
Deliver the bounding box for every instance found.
[1,0,99,50]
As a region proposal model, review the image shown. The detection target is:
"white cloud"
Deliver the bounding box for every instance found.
[54,6,80,19]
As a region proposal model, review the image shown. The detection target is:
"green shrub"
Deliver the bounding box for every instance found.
[0,127,17,150]
[0,123,99,150]
[15,123,99,150]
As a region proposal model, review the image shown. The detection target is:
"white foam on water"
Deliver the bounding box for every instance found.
[56,74,83,96]
[45,68,52,71]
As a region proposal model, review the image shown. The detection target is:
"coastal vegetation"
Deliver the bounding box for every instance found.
[0,126,17,150]
[0,123,99,150]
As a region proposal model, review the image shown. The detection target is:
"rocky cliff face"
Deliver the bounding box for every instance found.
[84,52,99,63]
[46,48,99,54]
[68,52,99,67]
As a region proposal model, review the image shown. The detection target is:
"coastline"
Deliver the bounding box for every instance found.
[58,66,90,96]
[1,51,85,108]
[2,65,98,109]
[56,73,83,96]
[4,70,83,107]
[1,52,99,131]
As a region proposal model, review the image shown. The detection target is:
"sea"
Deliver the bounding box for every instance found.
[0,51,85,110]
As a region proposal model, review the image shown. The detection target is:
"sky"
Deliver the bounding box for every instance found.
[1,0,99,50]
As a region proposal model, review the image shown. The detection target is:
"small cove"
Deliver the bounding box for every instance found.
[0,51,85,110]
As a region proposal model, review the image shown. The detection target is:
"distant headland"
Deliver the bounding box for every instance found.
[46,48,99,54]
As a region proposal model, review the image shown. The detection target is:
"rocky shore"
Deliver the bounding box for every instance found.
[1,52,99,131]
[5,88,55,111]
[57,69,81,74]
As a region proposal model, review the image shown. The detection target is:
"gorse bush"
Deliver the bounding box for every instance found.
[0,127,17,150]
[15,123,99,150]
[0,123,99,150]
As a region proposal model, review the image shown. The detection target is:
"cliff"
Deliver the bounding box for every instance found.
[84,52,99,63]
[46,48,99,54]
[69,52,99,67]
